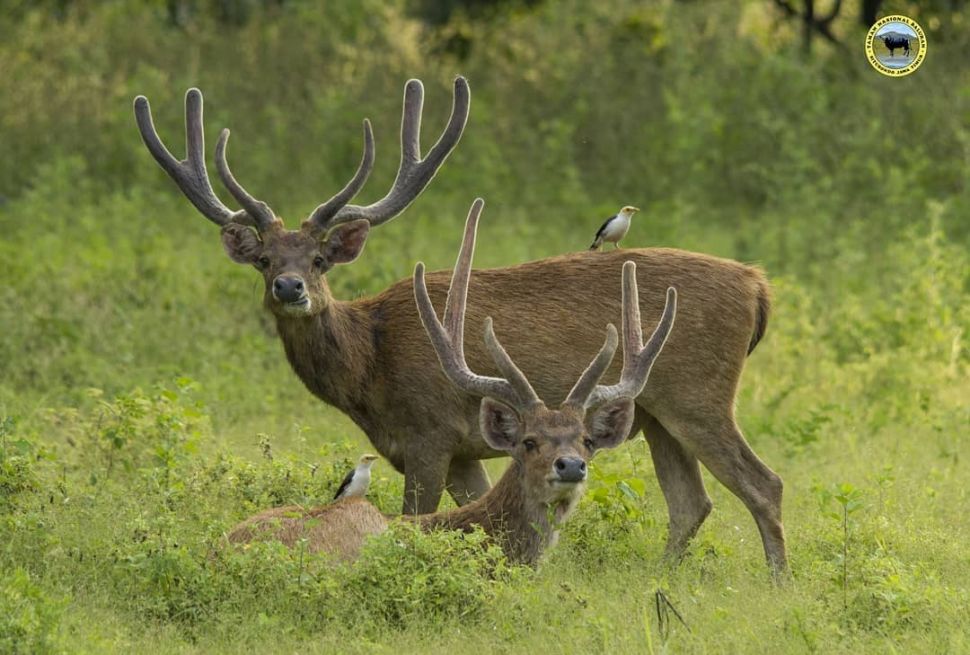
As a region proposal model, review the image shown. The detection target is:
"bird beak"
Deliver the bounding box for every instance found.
[632,207,641,213]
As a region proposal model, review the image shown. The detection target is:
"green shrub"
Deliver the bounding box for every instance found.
[847,553,950,632]
[106,515,521,635]
[336,522,519,628]
[0,568,65,655]
[0,418,40,512]
[566,477,651,561]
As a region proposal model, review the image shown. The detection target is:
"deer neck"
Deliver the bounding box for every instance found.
[273,287,376,422]
[413,461,581,566]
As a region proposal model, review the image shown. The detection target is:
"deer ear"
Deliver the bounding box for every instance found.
[479,397,522,452]
[221,224,262,265]
[323,219,370,265]
[584,398,635,451]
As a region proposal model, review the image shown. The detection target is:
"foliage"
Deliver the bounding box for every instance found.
[0,568,66,655]
[562,449,658,569]
[2,388,520,644]
[0,418,41,512]
[335,522,520,627]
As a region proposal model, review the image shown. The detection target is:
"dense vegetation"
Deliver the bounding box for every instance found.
[1,1,967,652]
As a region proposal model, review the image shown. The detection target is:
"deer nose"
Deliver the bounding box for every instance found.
[272,275,306,303]
[553,457,587,483]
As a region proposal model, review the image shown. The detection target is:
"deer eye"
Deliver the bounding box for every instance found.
[522,439,537,452]
[257,256,271,269]
[313,255,326,268]
[583,438,595,451]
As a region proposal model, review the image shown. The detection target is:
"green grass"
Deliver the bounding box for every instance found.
[1,1,969,653]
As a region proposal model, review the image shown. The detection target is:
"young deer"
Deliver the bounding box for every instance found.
[228,200,676,565]
[137,80,787,575]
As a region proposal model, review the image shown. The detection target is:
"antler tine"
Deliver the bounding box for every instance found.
[305,120,375,231]
[133,89,264,229]
[215,129,278,230]
[442,196,481,347]
[413,199,525,409]
[400,78,424,166]
[585,263,678,409]
[314,76,470,232]
[562,324,619,409]
[482,318,543,408]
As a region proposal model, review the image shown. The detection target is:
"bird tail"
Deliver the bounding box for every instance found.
[589,238,601,251]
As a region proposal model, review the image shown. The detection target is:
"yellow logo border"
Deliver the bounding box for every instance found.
[865,15,926,77]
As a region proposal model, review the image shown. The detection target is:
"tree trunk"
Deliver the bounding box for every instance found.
[860,0,883,28]
[803,0,815,54]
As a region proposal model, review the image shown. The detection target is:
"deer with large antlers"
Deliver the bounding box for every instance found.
[136,78,788,575]
[228,200,676,565]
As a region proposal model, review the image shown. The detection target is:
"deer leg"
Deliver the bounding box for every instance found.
[663,415,789,579]
[641,415,713,559]
[402,455,449,515]
[445,458,491,506]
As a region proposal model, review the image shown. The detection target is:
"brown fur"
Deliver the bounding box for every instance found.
[228,396,631,566]
[230,231,786,575]
[228,221,650,568]
[226,498,388,561]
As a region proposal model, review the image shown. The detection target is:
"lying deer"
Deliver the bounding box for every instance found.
[227,200,676,565]
[136,79,787,575]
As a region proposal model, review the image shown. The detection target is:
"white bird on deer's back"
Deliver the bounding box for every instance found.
[333,454,379,500]
[589,205,640,250]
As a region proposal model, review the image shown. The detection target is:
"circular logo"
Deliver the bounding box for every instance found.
[865,15,926,77]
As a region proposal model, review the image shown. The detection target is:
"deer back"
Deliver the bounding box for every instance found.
[369,247,766,432]
[227,499,389,561]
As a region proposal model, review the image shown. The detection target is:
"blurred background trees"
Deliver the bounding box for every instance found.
[0,0,967,421]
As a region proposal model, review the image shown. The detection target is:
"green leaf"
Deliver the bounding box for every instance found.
[617,480,640,500]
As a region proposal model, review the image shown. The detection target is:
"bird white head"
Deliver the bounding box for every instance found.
[358,454,378,467]
[619,205,640,217]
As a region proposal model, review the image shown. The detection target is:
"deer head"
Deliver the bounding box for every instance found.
[134,79,469,317]
[414,200,677,519]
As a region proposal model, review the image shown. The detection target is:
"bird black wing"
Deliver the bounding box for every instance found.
[333,468,355,500]
[594,215,616,240]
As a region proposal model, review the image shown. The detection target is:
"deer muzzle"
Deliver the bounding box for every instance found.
[552,457,587,483]
[273,275,308,305]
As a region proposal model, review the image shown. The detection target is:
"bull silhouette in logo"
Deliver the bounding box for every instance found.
[880,35,911,57]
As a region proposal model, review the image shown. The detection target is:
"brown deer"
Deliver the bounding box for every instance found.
[228,200,677,565]
[135,79,788,575]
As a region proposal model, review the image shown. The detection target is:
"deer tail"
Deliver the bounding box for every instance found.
[748,274,771,355]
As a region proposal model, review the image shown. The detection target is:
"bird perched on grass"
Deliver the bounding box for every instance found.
[333,454,378,501]
[589,205,640,250]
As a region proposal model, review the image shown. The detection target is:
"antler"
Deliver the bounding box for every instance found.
[566,262,677,410]
[133,88,277,231]
[413,199,541,410]
[309,77,470,233]
[562,324,619,409]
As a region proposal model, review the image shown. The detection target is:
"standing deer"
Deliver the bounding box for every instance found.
[135,79,788,575]
[228,199,677,565]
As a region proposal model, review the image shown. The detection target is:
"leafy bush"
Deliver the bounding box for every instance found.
[339,522,519,627]
[40,379,206,489]
[0,568,65,655]
[560,455,661,570]
[847,552,950,632]
[107,514,520,634]
[0,418,40,512]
